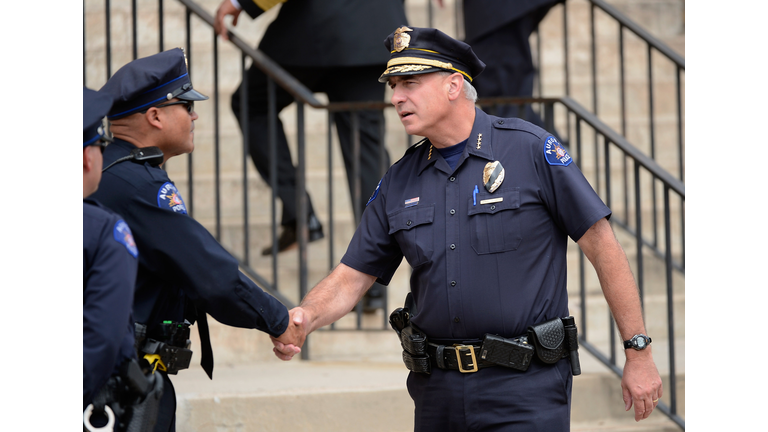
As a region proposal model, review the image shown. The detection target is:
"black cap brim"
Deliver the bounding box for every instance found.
[178,88,209,101]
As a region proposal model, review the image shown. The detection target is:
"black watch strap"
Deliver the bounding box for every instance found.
[623,334,652,350]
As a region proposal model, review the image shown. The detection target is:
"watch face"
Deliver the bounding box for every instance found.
[636,337,646,349]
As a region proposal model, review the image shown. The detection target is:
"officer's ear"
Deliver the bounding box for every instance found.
[83,146,98,173]
[446,73,464,102]
[143,107,164,131]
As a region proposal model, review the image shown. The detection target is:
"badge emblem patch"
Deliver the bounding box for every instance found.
[113,219,139,258]
[157,182,188,214]
[544,136,572,166]
[482,161,505,193]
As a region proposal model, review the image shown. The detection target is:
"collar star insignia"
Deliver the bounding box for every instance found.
[476,133,483,149]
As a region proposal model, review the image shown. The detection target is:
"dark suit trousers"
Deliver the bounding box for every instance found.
[231,64,389,227]
[467,5,553,127]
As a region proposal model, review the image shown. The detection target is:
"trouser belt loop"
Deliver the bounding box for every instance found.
[435,345,446,369]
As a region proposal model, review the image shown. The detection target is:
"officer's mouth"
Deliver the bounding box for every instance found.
[399,111,414,120]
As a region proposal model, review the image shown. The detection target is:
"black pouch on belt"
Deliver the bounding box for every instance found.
[479,334,534,371]
[527,317,568,364]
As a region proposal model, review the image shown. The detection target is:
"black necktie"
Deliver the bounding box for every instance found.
[197,309,214,379]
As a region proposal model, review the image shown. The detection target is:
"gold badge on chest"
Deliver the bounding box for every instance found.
[482,161,505,193]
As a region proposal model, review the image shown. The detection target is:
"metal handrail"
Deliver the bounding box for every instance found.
[84,0,683,427]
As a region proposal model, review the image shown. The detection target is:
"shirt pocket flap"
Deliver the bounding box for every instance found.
[388,204,435,234]
[468,189,520,216]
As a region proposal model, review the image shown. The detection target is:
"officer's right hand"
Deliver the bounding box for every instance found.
[271,308,307,360]
[214,0,241,41]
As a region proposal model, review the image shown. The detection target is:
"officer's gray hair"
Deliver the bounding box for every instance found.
[437,71,478,103]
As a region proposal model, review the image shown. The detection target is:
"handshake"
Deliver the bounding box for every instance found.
[270,307,309,360]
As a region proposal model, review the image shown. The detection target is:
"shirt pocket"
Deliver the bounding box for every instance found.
[467,188,521,254]
[388,204,435,268]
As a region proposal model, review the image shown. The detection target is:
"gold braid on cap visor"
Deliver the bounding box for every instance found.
[384,56,473,82]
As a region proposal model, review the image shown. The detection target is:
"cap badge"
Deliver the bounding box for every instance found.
[482,161,505,194]
[393,26,413,52]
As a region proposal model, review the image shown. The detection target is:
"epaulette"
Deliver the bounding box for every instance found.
[491,117,547,139]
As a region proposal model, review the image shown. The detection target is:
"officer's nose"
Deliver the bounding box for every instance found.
[191,110,199,121]
[391,87,406,106]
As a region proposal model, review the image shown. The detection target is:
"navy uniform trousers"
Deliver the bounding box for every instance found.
[409,359,572,432]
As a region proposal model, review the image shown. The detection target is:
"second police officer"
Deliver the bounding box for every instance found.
[91,48,302,432]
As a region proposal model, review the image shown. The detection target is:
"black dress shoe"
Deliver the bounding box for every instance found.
[261,214,324,255]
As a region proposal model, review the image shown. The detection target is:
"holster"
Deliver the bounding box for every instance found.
[389,301,431,374]
[527,317,581,375]
[84,358,164,432]
[479,334,534,371]
[135,321,193,374]
[527,317,568,364]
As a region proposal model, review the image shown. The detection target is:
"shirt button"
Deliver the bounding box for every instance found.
[454,317,461,323]
[491,205,496,210]
[449,177,456,182]
[451,280,456,286]
[407,220,412,226]
[450,209,455,215]
[450,244,456,250]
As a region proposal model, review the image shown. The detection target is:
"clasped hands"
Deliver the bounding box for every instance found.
[270,307,308,360]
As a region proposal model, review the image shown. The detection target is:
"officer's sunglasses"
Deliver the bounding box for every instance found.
[92,117,113,154]
[154,100,195,114]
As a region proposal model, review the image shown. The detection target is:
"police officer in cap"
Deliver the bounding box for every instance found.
[271,27,663,430]
[83,86,139,411]
[91,48,303,432]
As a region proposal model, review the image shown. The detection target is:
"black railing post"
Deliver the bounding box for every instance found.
[132,0,138,60]
[240,54,251,266]
[158,0,164,52]
[185,7,194,216]
[664,186,678,417]
[105,0,111,79]
[214,34,221,241]
[352,111,362,224]
[268,77,278,284]
[634,160,644,310]
[297,100,309,360]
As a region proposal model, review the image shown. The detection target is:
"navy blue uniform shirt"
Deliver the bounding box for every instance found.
[83,199,138,409]
[342,108,610,339]
[91,139,289,337]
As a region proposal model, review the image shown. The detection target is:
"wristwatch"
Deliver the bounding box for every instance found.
[623,334,652,350]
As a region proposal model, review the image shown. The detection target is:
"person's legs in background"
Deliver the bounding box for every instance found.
[231,65,324,255]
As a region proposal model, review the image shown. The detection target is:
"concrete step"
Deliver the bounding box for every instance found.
[172,358,683,432]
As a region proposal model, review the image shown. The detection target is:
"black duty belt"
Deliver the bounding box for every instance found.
[390,307,582,376]
[427,342,495,373]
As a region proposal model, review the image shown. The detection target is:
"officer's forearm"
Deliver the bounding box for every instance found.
[300,263,376,333]
[577,218,647,340]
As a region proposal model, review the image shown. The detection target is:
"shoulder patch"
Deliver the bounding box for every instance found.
[366,179,382,207]
[157,182,188,214]
[113,220,139,258]
[543,136,572,166]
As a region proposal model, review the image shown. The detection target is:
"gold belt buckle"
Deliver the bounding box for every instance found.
[453,344,479,373]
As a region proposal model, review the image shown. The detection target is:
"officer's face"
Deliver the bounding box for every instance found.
[389,73,452,137]
[160,98,199,157]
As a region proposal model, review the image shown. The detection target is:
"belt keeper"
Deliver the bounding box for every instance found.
[435,345,446,369]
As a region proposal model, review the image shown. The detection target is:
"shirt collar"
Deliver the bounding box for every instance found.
[417,107,495,175]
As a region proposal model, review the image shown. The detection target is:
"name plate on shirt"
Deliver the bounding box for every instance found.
[480,197,503,205]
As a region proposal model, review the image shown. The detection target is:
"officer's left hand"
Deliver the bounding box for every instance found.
[214,0,241,41]
[621,350,663,421]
